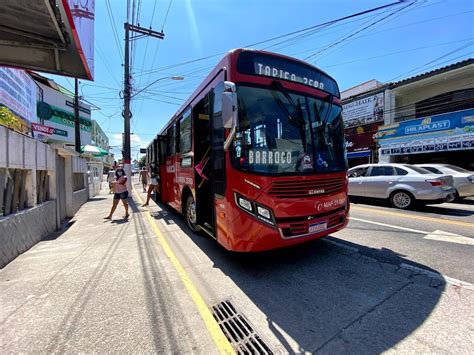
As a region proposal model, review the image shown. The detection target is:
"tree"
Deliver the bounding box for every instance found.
[138,155,146,168]
[0,106,22,132]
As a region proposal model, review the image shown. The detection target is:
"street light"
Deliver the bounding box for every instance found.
[132,76,184,98]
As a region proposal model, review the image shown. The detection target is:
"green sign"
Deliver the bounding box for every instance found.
[45,104,92,132]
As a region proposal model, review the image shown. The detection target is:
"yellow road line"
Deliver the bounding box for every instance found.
[132,187,235,355]
[351,205,474,228]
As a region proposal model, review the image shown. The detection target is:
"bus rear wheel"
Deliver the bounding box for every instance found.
[185,195,200,233]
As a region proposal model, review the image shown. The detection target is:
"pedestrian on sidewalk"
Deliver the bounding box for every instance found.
[139,166,148,192]
[142,162,160,206]
[104,167,130,220]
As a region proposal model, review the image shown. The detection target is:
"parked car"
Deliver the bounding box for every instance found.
[347,163,455,209]
[415,164,474,200]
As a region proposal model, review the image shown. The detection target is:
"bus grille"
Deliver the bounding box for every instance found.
[268,177,346,198]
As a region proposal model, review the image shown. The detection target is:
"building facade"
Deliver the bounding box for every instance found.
[341,80,388,167]
[91,120,109,150]
[377,59,474,170]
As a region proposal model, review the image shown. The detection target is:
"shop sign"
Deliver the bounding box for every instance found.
[381,134,474,155]
[345,131,376,153]
[67,0,95,78]
[0,68,37,123]
[32,122,54,135]
[342,92,384,128]
[377,109,474,140]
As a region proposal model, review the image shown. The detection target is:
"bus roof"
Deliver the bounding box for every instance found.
[149,48,339,143]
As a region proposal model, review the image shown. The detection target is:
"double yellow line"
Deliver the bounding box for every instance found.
[132,187,235,355]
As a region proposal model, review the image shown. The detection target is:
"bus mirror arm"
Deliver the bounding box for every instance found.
[224,125,236,151]
[222,83,238,151]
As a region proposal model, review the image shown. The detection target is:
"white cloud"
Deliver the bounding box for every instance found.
[110,133,142,145]
[131,134,142,143]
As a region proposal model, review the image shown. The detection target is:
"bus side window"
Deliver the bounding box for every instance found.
[167,124,176,156]
[178,108,192,154]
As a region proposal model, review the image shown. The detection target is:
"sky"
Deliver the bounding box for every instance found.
[45,0,474,160]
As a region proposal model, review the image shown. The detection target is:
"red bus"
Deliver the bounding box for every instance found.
[146,49,349,251]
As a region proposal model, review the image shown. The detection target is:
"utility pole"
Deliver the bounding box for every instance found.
[123,22,164,189]
[74,78,81,153]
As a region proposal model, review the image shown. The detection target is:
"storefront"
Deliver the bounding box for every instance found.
[377,108,474,170]
[343,90,386,167]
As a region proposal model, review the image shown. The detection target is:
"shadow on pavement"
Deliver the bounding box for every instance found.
[151,201,445,353]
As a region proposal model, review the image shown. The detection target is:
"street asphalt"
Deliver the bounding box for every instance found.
[335,198,474,283]
[1,179,473,354]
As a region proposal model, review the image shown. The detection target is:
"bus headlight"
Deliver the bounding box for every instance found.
[257,205,271,219]
[234,193,276,227]
[237,195,253,212]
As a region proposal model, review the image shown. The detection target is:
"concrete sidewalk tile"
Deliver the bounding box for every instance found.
[0,182,219,354]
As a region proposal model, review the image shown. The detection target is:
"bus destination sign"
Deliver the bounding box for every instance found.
[236,51,340,97]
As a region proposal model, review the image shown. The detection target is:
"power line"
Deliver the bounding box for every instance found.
[290,9,474,58]
[162,0,174,31]
[134,0,406,79]
[105,0,124,61]
[388,44,474,81]
[263,0,445,53]
[321,38,474,69]
[304,1,416,61]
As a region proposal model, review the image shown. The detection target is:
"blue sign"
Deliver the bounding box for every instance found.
[377,109,474,155]
[404,120,450,135]
[378,109,474,143]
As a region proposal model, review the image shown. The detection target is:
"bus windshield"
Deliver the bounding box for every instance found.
[231,85,347,174]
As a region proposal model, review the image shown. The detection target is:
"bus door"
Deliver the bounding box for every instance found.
[156,135,167,202]
[164,124,178,208]
[210,83,227,240]
[193,83,226,237]
[193,92,214,233]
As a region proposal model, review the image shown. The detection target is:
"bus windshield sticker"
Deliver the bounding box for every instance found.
[302,154,313,170]
[248,150,292,165]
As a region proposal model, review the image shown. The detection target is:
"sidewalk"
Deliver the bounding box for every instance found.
[0,181,219,353]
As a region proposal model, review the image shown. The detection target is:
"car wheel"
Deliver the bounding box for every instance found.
[454,190,465,201]
[390,191,414,209]
[185,195,200,233]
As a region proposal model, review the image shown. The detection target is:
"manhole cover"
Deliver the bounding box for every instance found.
[211,300,273,355]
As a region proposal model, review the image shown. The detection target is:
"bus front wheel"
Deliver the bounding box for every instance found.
[185,195,200,233]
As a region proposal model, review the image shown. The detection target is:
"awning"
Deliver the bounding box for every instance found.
[347,150,371,158]
[0,0,94,80]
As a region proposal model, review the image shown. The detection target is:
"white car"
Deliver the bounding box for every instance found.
[348,163,455,209]
[415,164,474,199]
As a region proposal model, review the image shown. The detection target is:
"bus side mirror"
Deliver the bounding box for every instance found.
[222,92,234,129]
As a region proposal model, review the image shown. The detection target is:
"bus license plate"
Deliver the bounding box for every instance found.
[309,221,327,233]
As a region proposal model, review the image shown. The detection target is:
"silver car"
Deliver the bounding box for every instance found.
[416,164,474,199]
[348,163,455,209]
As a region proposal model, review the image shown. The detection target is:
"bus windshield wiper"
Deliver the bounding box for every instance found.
[270,80,307,150]
[270,81,306,126]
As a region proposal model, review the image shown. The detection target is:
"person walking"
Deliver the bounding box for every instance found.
[104,167,130,220]
[139,166,148,192]
[142,162,160,207]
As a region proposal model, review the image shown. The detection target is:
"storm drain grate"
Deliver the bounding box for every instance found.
[211,300,273,355]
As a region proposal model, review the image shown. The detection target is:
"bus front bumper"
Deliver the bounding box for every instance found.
[224,204,349,252]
